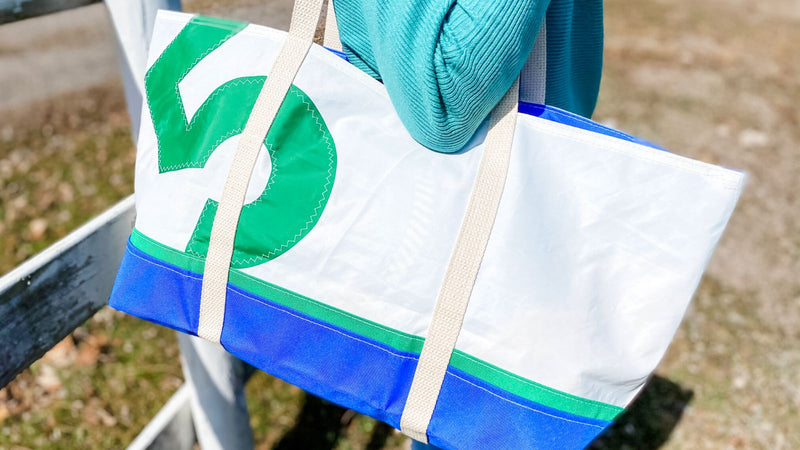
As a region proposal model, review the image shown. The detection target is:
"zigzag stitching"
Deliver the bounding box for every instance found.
[239,142,279,210]
[148,27,334,264]
[186,200,212,257]
[187,142,278,256]
[147,22,242,172]
[231,89,335,265]
[162,78,266,171]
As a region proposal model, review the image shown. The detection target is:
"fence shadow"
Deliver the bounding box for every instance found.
[588,375,694,449]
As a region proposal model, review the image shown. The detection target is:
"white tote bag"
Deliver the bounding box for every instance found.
[109,1,745,447]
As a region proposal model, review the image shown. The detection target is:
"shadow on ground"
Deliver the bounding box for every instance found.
[272,375,692,449]
[588,375,694,449]
[273,394,395,450]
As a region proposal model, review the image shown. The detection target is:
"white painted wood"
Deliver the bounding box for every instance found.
[0,196,135,387]
[177,333,256,450]
[127,384,196,450]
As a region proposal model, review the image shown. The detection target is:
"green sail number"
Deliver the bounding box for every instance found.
[146,16,336,268]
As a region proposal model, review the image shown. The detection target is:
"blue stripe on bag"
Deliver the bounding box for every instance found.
[517,102,667,151]
[110,241,611,449]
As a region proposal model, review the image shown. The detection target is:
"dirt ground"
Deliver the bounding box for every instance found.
[0,0,798,448]
[596,1,799,448]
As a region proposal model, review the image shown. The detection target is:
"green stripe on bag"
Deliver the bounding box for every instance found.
[130,229,623,422]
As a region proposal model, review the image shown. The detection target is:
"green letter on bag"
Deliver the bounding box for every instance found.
[145,16,336,268]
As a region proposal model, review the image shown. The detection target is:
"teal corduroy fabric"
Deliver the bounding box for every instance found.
[333,0,603,152]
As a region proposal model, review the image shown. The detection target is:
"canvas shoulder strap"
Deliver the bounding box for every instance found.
[323,0,342,50]
[520,21,547,104]
[399,79,520,442]
[399,19,546,444]
[197,0,326,342]
[196,2,540,445]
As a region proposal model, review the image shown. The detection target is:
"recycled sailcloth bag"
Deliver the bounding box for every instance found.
[109,1,745,448]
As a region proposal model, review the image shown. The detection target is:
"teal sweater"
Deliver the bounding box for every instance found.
[334,0,604,152]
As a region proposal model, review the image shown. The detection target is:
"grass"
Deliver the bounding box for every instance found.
[0,86,135,274]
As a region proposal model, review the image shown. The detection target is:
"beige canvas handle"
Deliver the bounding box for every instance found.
[520,21,547,104]
[197,0,326,342]
[197,0,529,443]
[399,80,521,442]
[323,0,342,51]
[399,18,545,444]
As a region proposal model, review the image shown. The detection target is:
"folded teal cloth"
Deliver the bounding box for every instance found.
[334,0,603,152]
